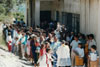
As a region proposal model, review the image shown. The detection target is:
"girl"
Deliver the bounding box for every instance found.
[6,32,12,52]
[46,48,53,67]
[38,44,46,67]
[26,37,31,60]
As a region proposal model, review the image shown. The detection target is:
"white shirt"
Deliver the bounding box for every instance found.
[17,34,22,41]
[70,40,81,50]
[74,47,84,57]
[89,51,99,61]
[13,30,18,39]
[6,36,12,43]
[88,39,96,49]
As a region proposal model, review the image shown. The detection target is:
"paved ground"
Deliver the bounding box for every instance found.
[0,47,33,67]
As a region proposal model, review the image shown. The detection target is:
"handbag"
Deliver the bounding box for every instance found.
[75,56,84,66]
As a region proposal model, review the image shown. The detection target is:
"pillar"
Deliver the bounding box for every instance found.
[35,0,40,26]
[80,0,86,34]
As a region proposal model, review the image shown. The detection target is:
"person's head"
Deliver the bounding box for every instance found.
[45,42,50,49]
[40,36,44,41]
[78,43,82,48]
[22,33,25,37]
[91,45,97,52]
[40,44,45,49]
[71,32,74,35]
[54,36,58,42]
[46,48,51,53]
[21,19,23,21]
[61,40,65,45]
[65,41,69,45]
[33,36,37,41]
[48,33,52,38]
[15,37,18,40]
[8,32,11,36]
[89,34,94,40]
[28,37,32,40]
[74,35,79,41]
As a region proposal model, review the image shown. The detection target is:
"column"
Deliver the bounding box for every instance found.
[80,0,86,33]
[35,0,40,26]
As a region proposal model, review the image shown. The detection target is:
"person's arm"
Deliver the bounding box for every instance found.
[88,52,91,67]
[88,57,90,67]
[97,52,99,66]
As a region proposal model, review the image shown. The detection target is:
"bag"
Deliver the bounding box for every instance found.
[75,56,84,66]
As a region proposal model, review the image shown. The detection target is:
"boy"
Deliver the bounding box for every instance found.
[14,37,19,55]
[88,45,99,67]
[74,43,84,67]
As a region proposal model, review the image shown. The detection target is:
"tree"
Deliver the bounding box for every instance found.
[0,4,5,15]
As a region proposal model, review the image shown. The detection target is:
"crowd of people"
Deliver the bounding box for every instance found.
[2,20,99,67]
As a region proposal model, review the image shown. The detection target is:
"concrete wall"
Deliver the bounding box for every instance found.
[40,1,53,11]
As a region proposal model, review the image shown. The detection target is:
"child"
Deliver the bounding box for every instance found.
[46,48,53,67]
[14,37,19,55]
[74,43,84,58]
[26,37,31,60]
[73,43,84,67]
[20,33,26,59]
[88,45,99,67]
[38,44,46,67]
[38,48,53,67]
[6,32,12,52]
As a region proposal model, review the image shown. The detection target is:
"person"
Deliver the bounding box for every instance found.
[20,19,24,26]
[88,45,99,67]
[88,34,96,50]
[20,33,26,59]
[56,40,71,67]
[70,35,81,67]
[38,44,46,67]
[14,37,19,55]
[74,43,84,58]
[46,48,53,67]
[6,32,12,52]
[30,36,39,67]
[73,43,84,67]
[26,37,31,60]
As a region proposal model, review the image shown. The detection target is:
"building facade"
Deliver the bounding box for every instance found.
[26,0,100,56]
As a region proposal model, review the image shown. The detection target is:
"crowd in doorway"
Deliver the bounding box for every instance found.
[2,19,99,67]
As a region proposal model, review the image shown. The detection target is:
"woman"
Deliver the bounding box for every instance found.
[56,40,71,67]
[30,36,40,67]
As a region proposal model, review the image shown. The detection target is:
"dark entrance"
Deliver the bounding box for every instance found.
[62,12,80,34]
[40,11,51,22]
[40,11,51,29]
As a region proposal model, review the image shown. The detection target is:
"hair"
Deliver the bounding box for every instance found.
[40,44,45,49]
[62,40,65,44]
[74,35,79,39]
[78,43,82,47]
[8,32,11,36]
[89,34,94,39]
[91,45,97,50]
[46,48,51,53]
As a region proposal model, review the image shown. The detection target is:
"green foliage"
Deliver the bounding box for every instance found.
[0,4,5,15]
[13,12,25,21]
[0,0,26,22]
